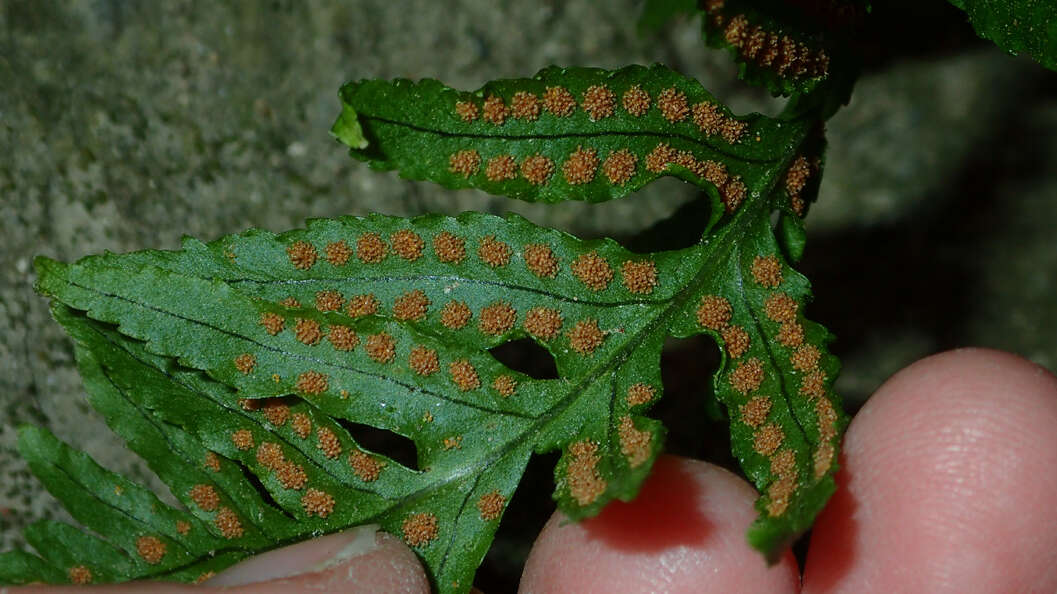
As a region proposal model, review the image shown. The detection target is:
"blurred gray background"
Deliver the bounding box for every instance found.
[2,1,1054,588]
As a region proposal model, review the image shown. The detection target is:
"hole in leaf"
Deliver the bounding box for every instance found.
[234,459,296,520]
[624,193,714,253]
[333,419,419,471]
[489,338,559,380]
[658,335,733,467]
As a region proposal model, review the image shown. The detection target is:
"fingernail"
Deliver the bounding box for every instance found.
[203,524,380,586]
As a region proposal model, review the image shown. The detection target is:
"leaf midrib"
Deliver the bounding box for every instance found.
[63,280,530,420]
[731,247,813,447]
[358,114,782,164]
[225,273,669,307]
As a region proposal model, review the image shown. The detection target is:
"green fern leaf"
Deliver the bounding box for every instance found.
[332,64,813,207]
[19,191,845,590]
[949,0,1057,71]
[697,1,865,116]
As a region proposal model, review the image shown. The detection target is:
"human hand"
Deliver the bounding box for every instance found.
[522,348,1057,593]
[12,348,1057,593]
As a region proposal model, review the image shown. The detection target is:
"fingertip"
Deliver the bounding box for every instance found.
[804,348,1057,593]
[206,527,430,593]
[519,455,799,594]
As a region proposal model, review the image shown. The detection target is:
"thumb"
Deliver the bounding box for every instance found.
[203,525,430,593]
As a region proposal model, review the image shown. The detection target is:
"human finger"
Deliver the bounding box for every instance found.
[802,348,1057,593]
[518,454,800,593]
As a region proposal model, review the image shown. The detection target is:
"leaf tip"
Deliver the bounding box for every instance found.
[32,256,69,296]
[14,424,46,456]
[330,100,369,150]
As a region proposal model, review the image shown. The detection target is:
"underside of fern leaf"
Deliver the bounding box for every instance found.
[8,64,845,593]
[696,1,865,118]
[332,64,810,208]
[948,0,1057,72]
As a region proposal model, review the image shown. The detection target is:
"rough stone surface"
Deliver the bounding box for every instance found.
[1,2,1055,589]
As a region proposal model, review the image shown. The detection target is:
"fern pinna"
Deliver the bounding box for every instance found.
[6,7,858,591]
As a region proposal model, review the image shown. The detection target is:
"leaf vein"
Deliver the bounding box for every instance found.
[360,115,778,164]
[227,275,661,307]
[67,279,533,420]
